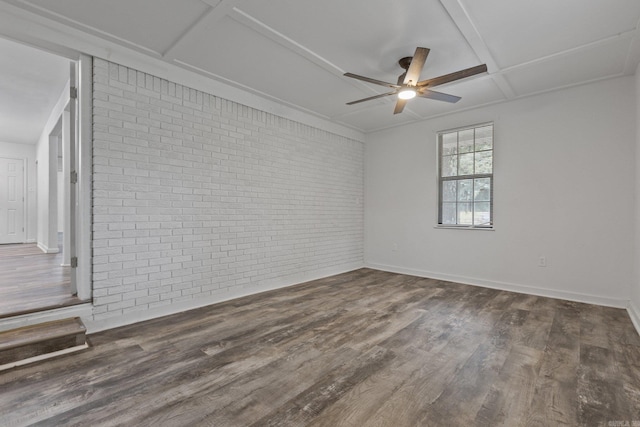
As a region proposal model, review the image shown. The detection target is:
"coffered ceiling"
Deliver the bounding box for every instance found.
[1,0,640,133]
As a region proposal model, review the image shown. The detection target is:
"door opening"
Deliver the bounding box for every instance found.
[0,37,87,317]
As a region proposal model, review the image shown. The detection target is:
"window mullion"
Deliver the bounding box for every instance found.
[441,173,492,182]
[471,178,475,225]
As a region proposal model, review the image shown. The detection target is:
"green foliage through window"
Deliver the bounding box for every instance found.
[438,123,493,227]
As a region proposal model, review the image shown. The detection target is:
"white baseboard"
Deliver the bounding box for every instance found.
[85,262,365,334]
[628,300,640,337]
[25,239,36,243]
[365,262,628,309]
[36,242,59,254]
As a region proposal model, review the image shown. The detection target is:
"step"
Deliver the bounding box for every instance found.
[0,317,87,370]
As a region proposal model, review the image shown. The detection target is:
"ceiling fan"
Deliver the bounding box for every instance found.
[344,47,487,114]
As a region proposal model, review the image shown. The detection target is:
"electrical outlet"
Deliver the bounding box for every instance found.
[538,256,547,267]
[392,243,398,252]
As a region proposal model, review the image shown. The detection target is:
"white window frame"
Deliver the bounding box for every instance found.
[436,122,494,230]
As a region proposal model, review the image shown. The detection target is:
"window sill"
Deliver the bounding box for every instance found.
[434,225,494,231]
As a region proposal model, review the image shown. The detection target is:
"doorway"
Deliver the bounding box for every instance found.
[0,37,84,318]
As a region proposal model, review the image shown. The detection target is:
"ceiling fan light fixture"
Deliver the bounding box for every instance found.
[343,47,488,114]
[398,88,417,100]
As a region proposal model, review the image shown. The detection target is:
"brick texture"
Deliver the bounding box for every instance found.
[91,59,364,321]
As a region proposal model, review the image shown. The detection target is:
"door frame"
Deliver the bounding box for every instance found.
[1,39,93,302]
[44,118,61,254]
[75,54,92,301]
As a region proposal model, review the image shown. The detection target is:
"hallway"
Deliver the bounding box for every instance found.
[0,242,81,318]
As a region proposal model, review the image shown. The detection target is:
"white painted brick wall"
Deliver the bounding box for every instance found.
[91,58,364,323]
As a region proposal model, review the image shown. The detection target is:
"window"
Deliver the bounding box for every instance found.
[438,123,493,228]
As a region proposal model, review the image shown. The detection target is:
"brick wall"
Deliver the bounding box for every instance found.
[91,58,363,325]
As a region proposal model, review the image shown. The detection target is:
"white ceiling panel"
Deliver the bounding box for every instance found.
[238,0,480,82]
[22,0,209,54]
[461,0,640,69]
[0,38,69,145]
[173,15,369,119]
[503,37,630,97]
[334,104,416,133]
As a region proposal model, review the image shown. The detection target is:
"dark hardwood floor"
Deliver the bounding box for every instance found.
[0,242,82,318]
[1,268,639,426]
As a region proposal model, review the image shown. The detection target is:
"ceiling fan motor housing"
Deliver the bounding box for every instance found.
[398,56,413,70]
[397,56,413,84]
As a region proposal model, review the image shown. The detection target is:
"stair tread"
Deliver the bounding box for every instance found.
[0,317,86,351]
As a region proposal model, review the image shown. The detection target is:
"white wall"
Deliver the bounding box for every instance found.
[366,76,635,307]
[35,80,69,253]
[632,68,640,330]
[88,59,364,331]
[0,141,36,242]
[0,6,364,331]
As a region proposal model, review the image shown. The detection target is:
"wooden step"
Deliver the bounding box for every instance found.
[0,317,87,369]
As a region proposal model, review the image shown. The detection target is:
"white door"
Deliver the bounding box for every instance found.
[0,157,25,244]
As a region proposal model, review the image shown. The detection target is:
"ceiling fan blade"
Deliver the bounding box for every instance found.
[417,89,461,103]
[346,91,398,105]
[403,47,430,85]
[393,98,407,114]
[417,64,488,88]
[344,72,400,88]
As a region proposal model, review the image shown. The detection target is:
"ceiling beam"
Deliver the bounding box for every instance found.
[228,7,394,106]
[1,0,160,57]
[623,15,640,75]
[439,0,515,100]
[162,0,242,61]
[229,8,344,76]
[501,30,635,74]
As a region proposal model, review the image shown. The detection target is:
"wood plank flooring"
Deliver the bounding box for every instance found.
[1,268,639,426]
[0,242,82,318]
